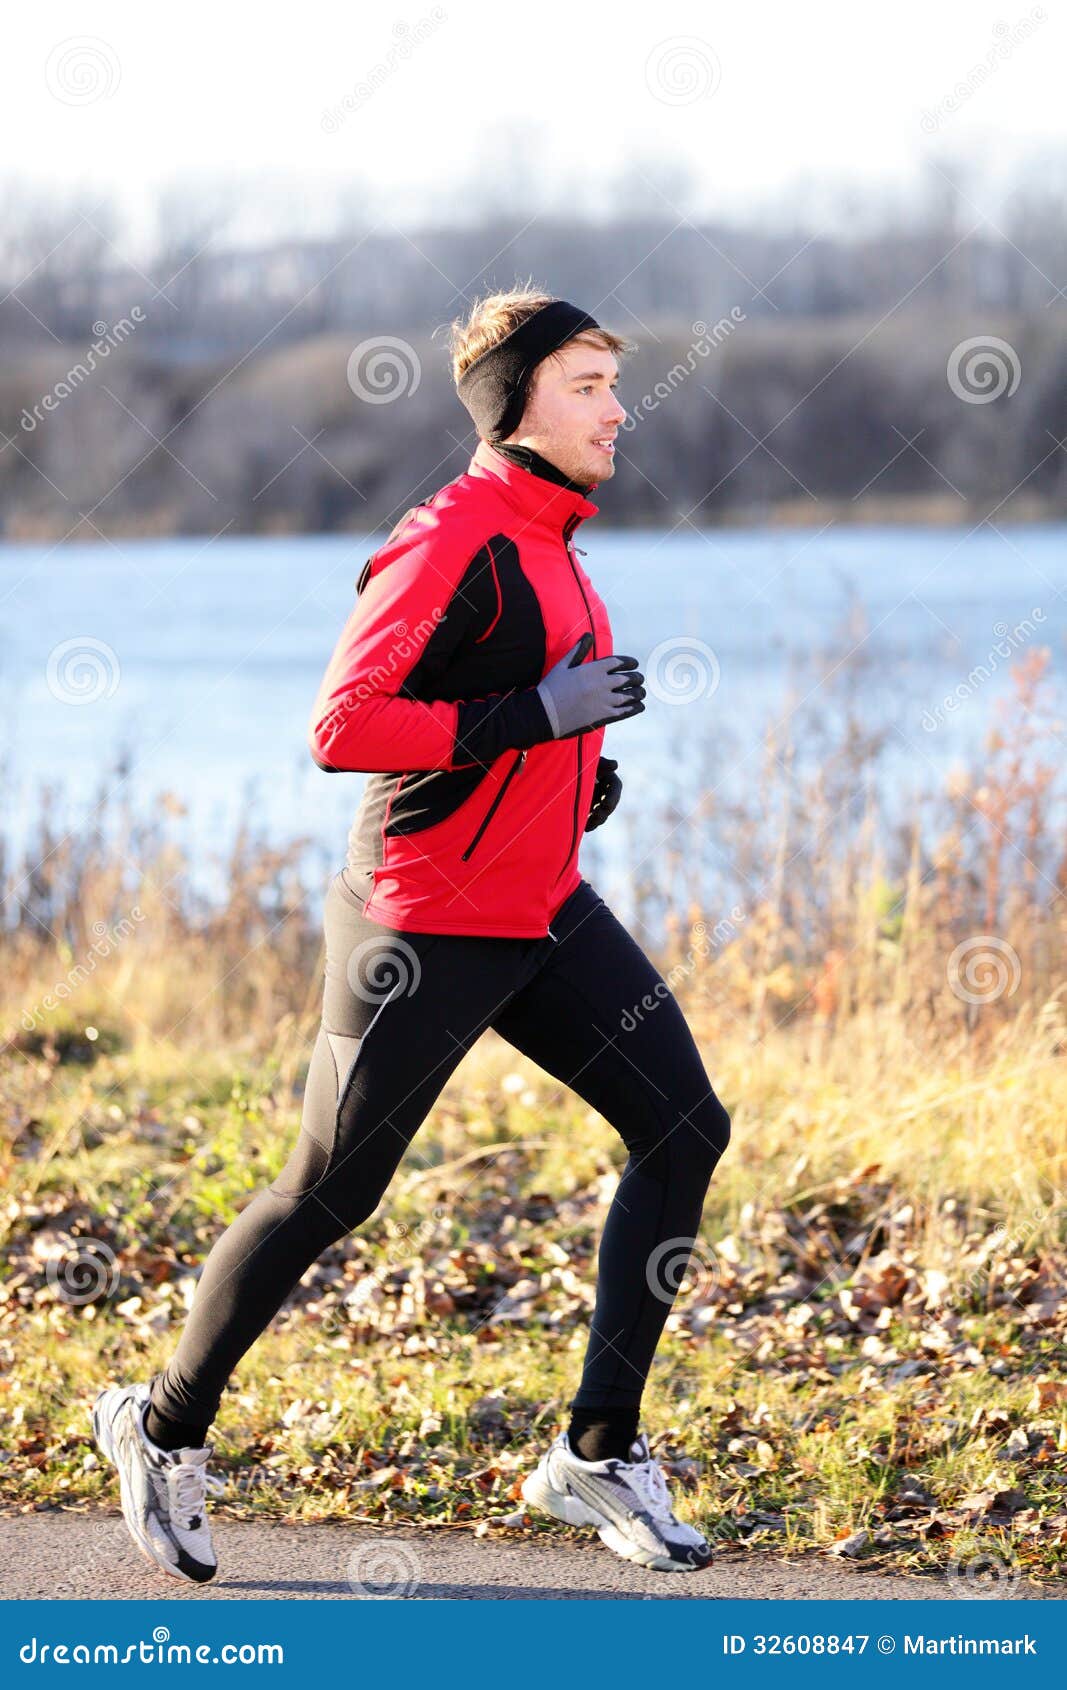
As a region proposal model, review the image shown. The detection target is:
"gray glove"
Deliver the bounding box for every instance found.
[535,633,645,739]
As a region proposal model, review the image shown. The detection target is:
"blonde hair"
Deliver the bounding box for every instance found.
[447,284,634,385]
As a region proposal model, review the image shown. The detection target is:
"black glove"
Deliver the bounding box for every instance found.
[584,755,622,832]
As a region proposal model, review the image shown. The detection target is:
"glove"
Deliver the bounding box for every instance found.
[535,633,645,739]
[584,756,622,832]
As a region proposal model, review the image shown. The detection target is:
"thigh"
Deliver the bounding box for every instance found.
[274,870,530,1216]
[489,880,730,1168]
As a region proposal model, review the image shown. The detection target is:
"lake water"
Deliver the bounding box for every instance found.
[1,523,1063,919]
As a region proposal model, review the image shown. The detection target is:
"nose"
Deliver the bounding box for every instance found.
[602,392,626,428]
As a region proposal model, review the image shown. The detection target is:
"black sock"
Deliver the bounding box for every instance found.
[143,1401,211,1453]
[567,1404,640,1464]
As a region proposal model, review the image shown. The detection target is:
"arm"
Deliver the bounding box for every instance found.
[307,507,552,775]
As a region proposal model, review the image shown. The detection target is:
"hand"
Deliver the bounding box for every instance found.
[584,756,622,832]
[535,633,645,739]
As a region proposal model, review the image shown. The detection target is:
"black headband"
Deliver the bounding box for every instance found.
[456,299,602,442]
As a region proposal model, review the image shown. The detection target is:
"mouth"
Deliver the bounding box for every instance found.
[592,437,616,457]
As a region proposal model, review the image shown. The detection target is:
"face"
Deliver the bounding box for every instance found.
[503,339,626,485]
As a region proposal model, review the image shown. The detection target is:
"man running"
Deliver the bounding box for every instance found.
[93,288,732,1580]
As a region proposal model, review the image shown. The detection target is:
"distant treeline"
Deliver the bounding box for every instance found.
[2,175,1066,536]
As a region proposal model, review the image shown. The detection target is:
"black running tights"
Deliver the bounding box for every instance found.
[148,873,731,1434]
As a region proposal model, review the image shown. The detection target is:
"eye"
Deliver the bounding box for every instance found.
[578,384,594,395]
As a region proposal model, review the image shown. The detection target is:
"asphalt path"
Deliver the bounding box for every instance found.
[0,1512,1057,1601]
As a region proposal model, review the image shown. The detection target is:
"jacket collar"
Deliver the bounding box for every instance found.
[468,438,600,537]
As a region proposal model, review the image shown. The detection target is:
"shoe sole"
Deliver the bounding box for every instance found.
[92,1389,216,1585]
[520,1466,713,1574]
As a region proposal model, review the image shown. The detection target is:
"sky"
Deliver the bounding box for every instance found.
[1,0,1064,246]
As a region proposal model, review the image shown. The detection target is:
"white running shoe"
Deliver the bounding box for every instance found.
[91,1381,218,1584]
[521,1429,713,1572]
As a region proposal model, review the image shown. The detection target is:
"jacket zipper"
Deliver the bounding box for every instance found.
[461,748,526,861]
[562,514,596,869]
[458,516,592,918]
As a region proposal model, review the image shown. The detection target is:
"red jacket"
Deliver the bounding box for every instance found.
[307,440,614,937]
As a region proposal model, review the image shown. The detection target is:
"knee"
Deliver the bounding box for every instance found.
[311,1180,381,1238]
[678,1092,731,1180]
[268,1133,379,1239]
[624,1091,730,1189]
[707,1094,732,1160]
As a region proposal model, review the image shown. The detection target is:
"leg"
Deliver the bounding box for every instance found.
[490,880,731,1446]
[147,871,525,1441]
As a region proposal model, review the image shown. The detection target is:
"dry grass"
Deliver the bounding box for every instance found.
[1,645,1065,1583]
